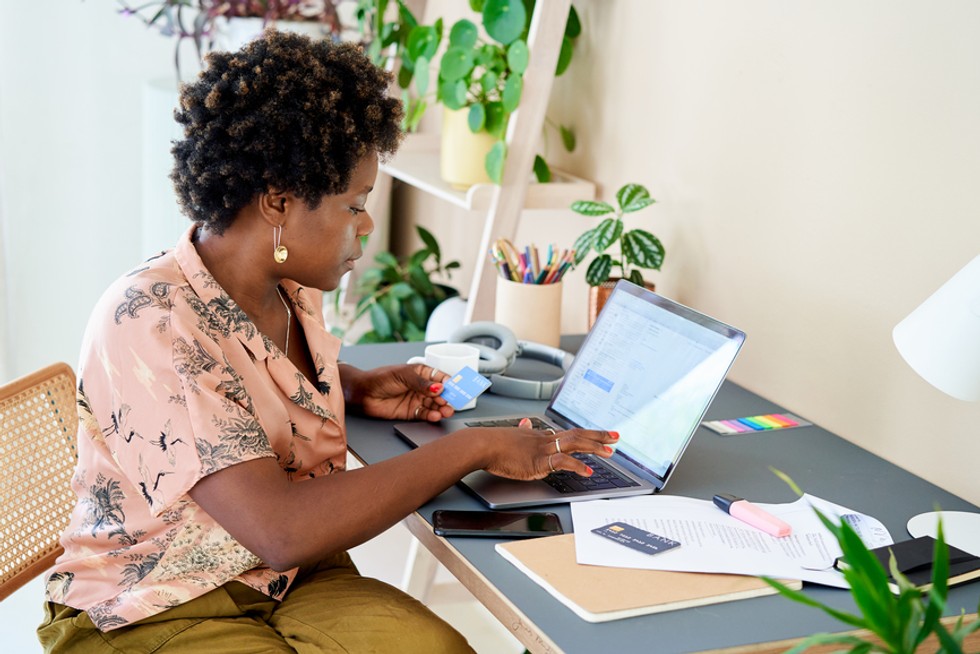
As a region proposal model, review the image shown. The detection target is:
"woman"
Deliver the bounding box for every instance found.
[38,30,616,652]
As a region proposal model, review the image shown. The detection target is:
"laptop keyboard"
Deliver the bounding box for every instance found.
[462,417,640,494]
[546,453,640,493]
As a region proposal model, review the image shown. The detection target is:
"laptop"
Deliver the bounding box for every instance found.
[394,280,746,509]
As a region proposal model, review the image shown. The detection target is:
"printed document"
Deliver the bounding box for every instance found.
[571,494,893,588]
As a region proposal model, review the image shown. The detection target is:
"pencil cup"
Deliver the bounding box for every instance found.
[494,278,562,348]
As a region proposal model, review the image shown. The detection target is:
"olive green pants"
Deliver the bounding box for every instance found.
[37,553,473,653]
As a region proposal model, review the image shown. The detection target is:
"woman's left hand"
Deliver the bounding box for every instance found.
[343,363,455,422]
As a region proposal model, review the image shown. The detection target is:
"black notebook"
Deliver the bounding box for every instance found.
[835,536,980,594]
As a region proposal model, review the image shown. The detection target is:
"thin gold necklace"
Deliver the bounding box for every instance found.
[275,286,291,356]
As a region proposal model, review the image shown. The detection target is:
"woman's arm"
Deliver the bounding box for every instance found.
[188,424,616,572]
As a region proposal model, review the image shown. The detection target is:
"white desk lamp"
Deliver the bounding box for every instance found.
[893,254,980,556]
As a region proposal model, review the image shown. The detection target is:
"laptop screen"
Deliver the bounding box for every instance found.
[547,281,745,483]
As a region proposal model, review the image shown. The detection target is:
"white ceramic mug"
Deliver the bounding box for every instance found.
[407,342,481,410]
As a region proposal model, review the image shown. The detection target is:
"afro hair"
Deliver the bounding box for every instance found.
[170,29,403,234]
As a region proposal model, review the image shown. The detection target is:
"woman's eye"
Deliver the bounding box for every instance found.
[348,207,365,216]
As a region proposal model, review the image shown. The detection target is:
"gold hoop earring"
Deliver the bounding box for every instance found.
[273,224,288,264]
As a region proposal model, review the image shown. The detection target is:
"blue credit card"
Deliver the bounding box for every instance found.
[440,366,492,410]
[591,522,681,556]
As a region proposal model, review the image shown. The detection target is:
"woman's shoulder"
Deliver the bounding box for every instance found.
[87,249,191,335]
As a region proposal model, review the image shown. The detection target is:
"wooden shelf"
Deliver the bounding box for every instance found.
[381,133,594,212]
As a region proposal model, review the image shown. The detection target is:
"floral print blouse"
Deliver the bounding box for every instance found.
[45,225,347,631]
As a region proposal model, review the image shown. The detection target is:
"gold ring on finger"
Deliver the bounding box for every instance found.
[544,427,556,435]
[554,438,562,454]
[548,453,557,473]
[414,405,423,420]
[429,367,437,380]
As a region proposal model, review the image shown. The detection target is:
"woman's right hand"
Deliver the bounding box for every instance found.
[461,422,620,481]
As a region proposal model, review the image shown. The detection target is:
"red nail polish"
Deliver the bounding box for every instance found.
[604,445,613,454]
[584,466,594,476]
[609,431,620,440]
[518,417,532,428]
[429,383,442,393]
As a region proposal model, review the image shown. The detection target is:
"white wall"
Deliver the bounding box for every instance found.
[404,0,980,506]
[0,4,187,377]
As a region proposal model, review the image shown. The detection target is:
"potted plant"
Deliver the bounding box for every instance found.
[116,0,344,80]
[570,183,666,326]
[357,0,580,186]
[764,472,980,653]
[348,225,461,343]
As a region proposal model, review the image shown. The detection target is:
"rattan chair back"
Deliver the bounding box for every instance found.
[0,363,78,602]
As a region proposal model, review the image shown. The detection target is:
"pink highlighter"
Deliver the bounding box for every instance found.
[713,493,793,538]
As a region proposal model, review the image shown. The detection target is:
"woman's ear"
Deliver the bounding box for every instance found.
[257,189,289,227]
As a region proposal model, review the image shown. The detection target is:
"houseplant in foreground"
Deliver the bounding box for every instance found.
[570,182,665,325]
[764,471,980,653]
[348,226,461,343]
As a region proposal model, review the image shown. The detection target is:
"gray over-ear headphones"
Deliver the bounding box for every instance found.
[447,322,574,400]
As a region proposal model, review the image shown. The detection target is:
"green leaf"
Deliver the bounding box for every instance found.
[585,254,613,286]
[438,79,468,110]
[368,302,392,340]
[628,269,645,286]
[407,264,435,295]
[406,98,427,132]
[357,330,383,344]
[416,225,441,260]
[555,36,573,76]
[761,576,869,630]
[572,228,596,265]
[397,64,413,90]
[469,0,485,11]
[483,0,527,45]
[439,46,475,82]
[564,5,582,39]
[507,39,529,74]
[408,249,430,268]
[560,124,576,152]
[592,218,623,253]
[622,229,665,269]
[373,251,399,268]
[571,200,615,216]
[449,19,478,49]
[396,0,419,31]
[407,25,439,61]
[413,55,429,96]
[468,103,486,132]
[380,293,403,331]
[476,43,500,68]
[617,183,654,212]
[403,320,426,341]
[484,102,507,139]
[480,71,498,95]
[486,141,507,184]
[533,155,551,183]
[387,281,414,299]
[501,75,523,113]
[403,293,428,328]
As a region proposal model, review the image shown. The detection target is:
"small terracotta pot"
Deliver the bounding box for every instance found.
[588,279,655,328]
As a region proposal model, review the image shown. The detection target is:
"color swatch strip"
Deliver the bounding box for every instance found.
[702,413,811,435]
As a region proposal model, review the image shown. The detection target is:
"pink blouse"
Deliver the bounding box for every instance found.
[45,225,347,631]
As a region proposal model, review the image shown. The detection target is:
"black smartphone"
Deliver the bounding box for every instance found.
[432,510,563,538]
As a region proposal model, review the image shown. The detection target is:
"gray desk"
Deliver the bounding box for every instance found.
[341,339,980,653]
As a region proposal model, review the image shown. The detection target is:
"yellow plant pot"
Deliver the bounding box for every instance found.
[440,108,496,189]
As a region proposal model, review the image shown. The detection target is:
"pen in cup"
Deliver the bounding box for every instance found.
[712,493,793,538]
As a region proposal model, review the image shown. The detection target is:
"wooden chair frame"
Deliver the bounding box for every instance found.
[0,363,78,602]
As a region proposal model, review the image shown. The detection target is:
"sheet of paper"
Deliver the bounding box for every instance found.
[570,493,893,588]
